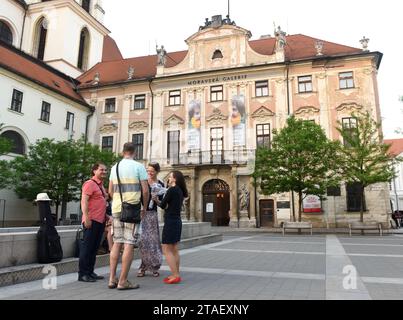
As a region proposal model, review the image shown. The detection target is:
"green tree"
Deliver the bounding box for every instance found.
[0,124,12,190]
[337,111,398,222]
[11,138,118,223]
[253,116,341,222]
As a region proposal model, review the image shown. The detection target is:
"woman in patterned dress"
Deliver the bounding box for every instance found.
[137,163,165,277]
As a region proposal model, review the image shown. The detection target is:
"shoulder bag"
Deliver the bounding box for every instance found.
[116,161,142,224]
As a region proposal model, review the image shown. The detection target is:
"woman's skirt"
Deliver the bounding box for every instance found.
[162,216,182,245]
[139,210,162,272]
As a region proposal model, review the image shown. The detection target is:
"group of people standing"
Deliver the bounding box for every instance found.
[78,142,187,290]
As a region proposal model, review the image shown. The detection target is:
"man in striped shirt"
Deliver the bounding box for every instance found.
[108,142,149,290]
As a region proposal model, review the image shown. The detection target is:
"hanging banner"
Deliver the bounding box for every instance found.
[188,100,201,150]
[231,95,246,146]
[303,195,322,213]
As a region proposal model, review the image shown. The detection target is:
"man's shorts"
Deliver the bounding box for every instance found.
[112,216,137,245]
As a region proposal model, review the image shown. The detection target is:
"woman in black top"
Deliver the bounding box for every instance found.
[153,170,188,285]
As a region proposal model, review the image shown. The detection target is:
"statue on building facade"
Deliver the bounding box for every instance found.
[274,25,287,50]
[239,184,250,212]
[156,45,167,66]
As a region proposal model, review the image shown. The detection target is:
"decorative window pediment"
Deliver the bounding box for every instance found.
[206,108,228,125]
[129,121,148,131]
[164,114,185,126]
[336,102,363,113]
[99,123,117,134]
[295,106,320,116]
[251,106,275,119]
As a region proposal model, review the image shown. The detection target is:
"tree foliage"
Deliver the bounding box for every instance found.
[337,111,398,222]
[0,124,12,190]
[10,137,118,221]
[253,116,342,222]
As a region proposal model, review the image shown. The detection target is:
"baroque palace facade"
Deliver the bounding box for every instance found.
[77,15,389,229]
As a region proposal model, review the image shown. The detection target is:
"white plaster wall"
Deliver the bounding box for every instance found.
[0,71,90,224]
[0,0,25,47]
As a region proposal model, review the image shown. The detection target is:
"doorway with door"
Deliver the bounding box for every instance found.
[202,179,230,226]
[260,200,275,228]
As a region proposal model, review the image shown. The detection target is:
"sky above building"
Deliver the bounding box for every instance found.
[103,0,403,139]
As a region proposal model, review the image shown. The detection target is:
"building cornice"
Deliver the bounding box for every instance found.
[78,51,382,91]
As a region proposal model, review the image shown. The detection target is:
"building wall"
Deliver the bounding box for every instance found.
[0,68,91,225]
[391,152,403,212]
[80,25,389,228]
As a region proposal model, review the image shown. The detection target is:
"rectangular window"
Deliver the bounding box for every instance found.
[102,136,114,152]
[132,134,144,160]
[65,112,75,130]
[169,90,181,106]
[346,183,366,212]
[10,89,23,113]
[210,127,224,163]
[133,94,146,110]
[210,85,223,102]
[40,101,51,123]
[256,124,271,148]
[339,72,355,89]
[342,117,358,147]
[167,131,180,164]
[298,76,313,93]
[255,81,269,97]
[105,98,116,113]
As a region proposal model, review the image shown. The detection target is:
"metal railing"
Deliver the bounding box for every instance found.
[151,149,256,167]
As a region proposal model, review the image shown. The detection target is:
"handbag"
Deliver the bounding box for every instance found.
[116,160,142,224]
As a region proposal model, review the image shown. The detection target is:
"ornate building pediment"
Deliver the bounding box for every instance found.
[295,106,320,116]
[129,121,148,131]
[251,106,275,119]
[336,102,363,113]
[206,108,228,125]
[99,123,117,134]
[164,115,185,126]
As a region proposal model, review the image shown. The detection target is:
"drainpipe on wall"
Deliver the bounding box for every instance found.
[148,78,154,162]
[84,107,95,144]
[236,174,240,228]
[285,61,296,222]
[19,5,27,50]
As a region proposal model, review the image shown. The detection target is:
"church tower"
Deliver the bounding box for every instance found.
[18,0,110,77]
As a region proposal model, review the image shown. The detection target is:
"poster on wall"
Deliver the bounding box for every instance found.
[303,195,322,213]
[188,100,201,150]
[231,95,246,146]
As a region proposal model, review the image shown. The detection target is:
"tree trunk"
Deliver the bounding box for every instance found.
[55,202,59,226]
[360,185,365,223]
[61,199,67,222]
[298,191,303,234]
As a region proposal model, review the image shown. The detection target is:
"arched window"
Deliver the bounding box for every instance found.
[212,50,223,60]
[0,20,13,45]
[77,28,90,70]
[82,0,91,13]
[33,17,48,61]
[0,131,26,155]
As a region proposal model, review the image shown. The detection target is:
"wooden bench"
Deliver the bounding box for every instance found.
[282,222,313,236]
[349,221,383,236]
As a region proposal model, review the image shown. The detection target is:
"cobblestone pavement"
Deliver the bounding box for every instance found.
[2,232,403,300]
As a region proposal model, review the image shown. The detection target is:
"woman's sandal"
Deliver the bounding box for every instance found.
[108,279,118,289]
[137,270,146,278]
[117,280,140,291]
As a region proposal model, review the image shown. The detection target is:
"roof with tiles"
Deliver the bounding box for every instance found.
[0,40,89,107]
[385,139,403,157]
[78,34,366,89]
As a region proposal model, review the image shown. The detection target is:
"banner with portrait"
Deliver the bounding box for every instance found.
[231,95,246,146]
[188,99,201,150]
